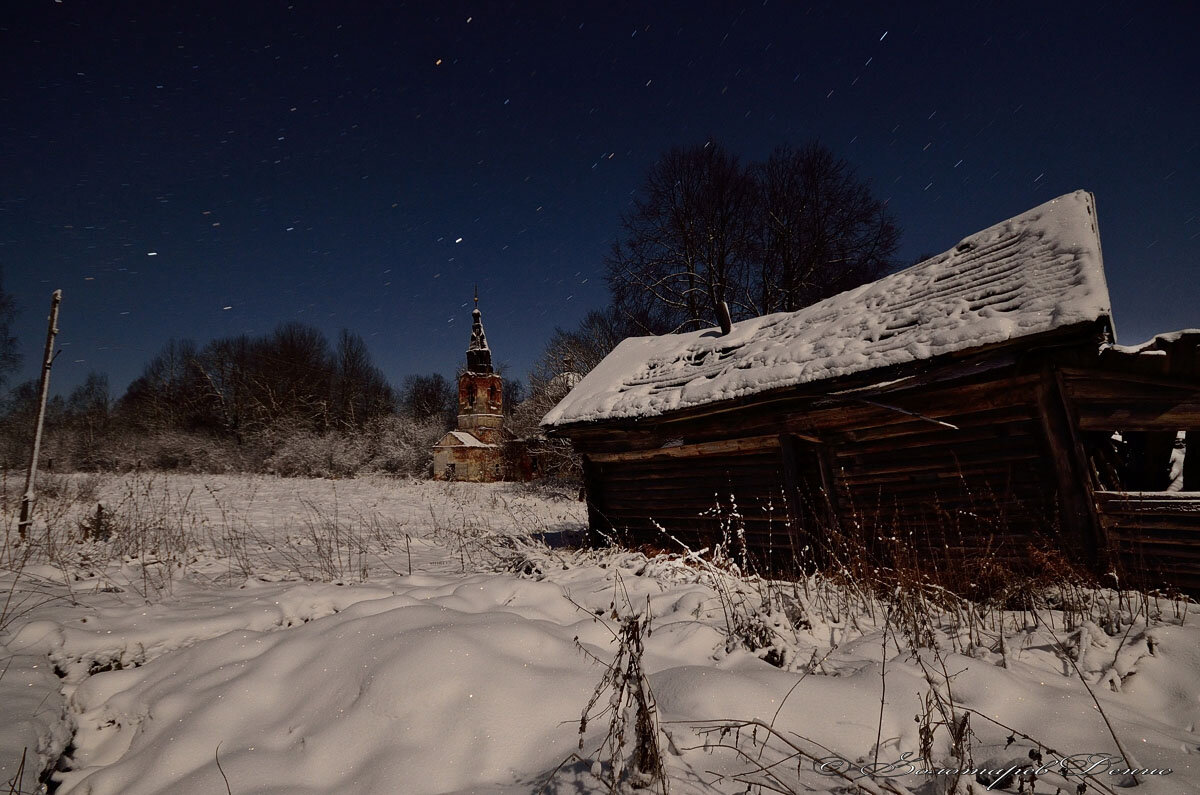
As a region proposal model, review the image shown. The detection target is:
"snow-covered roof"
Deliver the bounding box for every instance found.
[543,190,1111,428]
[1110,329,1200,355]
[436,431,495,448]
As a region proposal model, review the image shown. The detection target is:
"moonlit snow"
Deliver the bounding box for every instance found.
[1,474,1197,793]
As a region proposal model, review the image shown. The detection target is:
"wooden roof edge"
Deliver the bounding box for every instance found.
[545,320,1107,437]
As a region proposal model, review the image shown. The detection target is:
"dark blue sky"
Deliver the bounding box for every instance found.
[2,1,1197,397]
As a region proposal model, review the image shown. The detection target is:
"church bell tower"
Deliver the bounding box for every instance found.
[456,289,503,445]
[432,289,507,481]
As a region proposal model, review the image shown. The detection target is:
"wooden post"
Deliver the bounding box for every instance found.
[580,455,610,545]
[778,434,840,569]
[1034,365,1106,570]
[17,290,62,541]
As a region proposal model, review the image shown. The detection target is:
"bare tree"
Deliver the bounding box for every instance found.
[751,143,898,314]
[249,322,335,431]
[192,334,255,438]
[0,379,65,467]
[119,324,395,443]
[332,329,395,429]
[64,371,111,468]
[606,140,899,332]
[400,374,456,428]
[606,142,756,334]
[118,338,204,431]
[536,307,633,379]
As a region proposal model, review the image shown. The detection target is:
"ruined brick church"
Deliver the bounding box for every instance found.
[431,293,505,481]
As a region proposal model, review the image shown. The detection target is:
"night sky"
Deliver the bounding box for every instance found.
[2,1,1197,398]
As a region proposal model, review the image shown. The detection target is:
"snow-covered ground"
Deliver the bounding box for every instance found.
[1,473,1197,794]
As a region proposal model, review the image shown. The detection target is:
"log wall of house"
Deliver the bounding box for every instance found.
[564,334,1200,589]
[575,367,1076,574]
[1096,492,1200,592]
[586,439,798,562]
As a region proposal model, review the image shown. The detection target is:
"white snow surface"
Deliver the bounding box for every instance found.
[2,473,1198,794]
[544,190,1110,427]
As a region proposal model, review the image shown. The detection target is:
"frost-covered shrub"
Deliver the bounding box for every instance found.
[262,416,446,479]
[360,415,446,477]
[265,431,369,478]
[110,431,252,473]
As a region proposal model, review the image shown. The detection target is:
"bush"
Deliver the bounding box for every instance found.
[360,415,447,477]
[118,431,256,473]
[265,431,368,478]
[0,397,451,478]
[263,416,448,479]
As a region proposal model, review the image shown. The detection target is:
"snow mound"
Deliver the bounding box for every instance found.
[543,190,1110,426]
[57,594,599,795]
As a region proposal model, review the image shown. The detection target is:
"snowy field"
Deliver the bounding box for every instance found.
[1,473,1198,794]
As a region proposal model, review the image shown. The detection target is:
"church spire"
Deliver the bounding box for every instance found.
[466,286,493,373]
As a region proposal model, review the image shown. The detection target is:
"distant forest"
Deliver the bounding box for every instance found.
[0,321,522,478]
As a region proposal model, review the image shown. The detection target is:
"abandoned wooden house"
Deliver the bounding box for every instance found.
[542,191,1200,590]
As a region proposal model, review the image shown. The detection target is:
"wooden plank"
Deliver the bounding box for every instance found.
[599,450,782,471]
[1062,380,1200,402]
[1095,492,1200,513]
[586,434,781,463]
[600,460,782,479]
[1095,490,1200,502]
[1095,489,1200,592]
[838,494,1049,517]
[836,421,1039,457]
[1077,406,1200,431]
[599,453,782,474]
[834,406,1039,444]
[840,462,1046,488]
[1104,520,1200,537]
[600,465,783,487]
[838,434,1042,466]
[1109,545,1200,565]
[840,504,1046,528]
[601,478,786,495]
[838,452,1043,480]
[818,373,1039,417]
[601,480,786,498]
[602,511,790,527]
[837,490,1049,512]
[1061,366,1200,393]
[815,442,843,529]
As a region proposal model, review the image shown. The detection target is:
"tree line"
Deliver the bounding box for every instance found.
[119,325,396,441]
[0,320,488,477]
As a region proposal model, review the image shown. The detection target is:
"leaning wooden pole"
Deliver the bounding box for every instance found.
[17,290,62,541]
